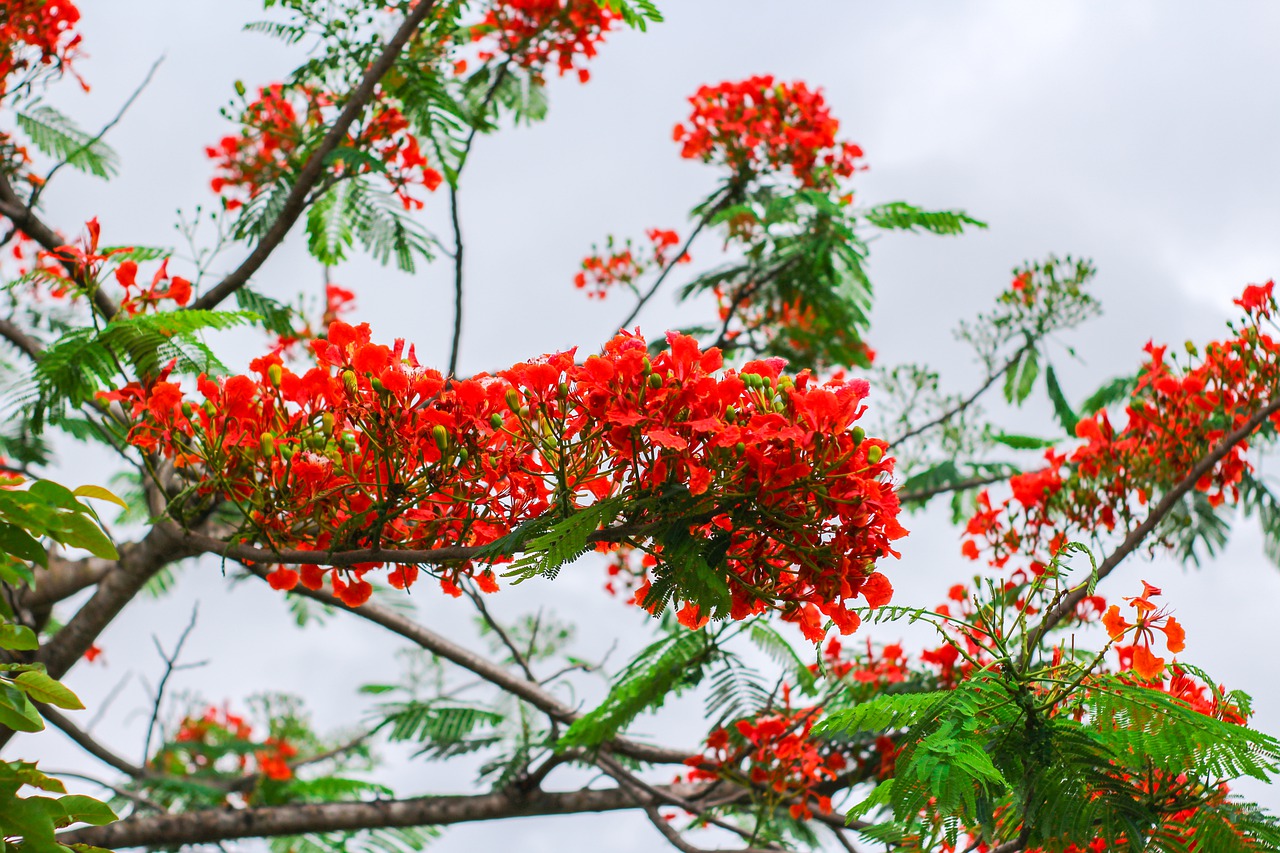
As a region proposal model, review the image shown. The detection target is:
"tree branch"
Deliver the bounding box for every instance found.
[179,519,652,568]
[59,780,715,849]
[0,316,43,360]
[889,340,1033,449]
[1031,396,1280,641]
[241,564,694,767]
[189,0,439,312]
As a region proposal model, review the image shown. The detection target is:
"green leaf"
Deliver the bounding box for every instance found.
[863,202,987,235]
[1078,374,1137,416]
[0,522,46,566]
[72,485,128,510]
[53,794,117,827]
[990,432,1057,450]
[49,512,118,560]
[13,671,84,710]
[15,105,119,179]
[0,623,38,652]
[1044,365,1079,435]
[1003,345,1040,406]
[0,683,44,732]
[558,630,716,750]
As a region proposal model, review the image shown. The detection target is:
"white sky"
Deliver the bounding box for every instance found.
[18,2,1280,851]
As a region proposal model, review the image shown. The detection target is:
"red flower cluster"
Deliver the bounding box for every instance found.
[673,76,864,189]
[104,325,905,637]
[818,636,908,684]
[157,706,298,782]
[273,282,358,357]
[0,0,83,95]
[468,0,617,84]
[207,84,442,211]
[114,258,192,315]
[1102,581,1186,680]
[687,694,846,820]
[963,282,1280,584]
[574,228,689,299]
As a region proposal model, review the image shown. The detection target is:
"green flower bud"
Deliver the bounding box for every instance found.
[772,399,787,413]
[641,356,652,375]
[182,401,195,418]
[259,433,276,458]
[725,405,738,423]
[341,432,357,452]
[234,79,246,97]
[267,363,283,388]
[203,400,217,417]
[735,441,746,455]
[322,412,335,436]
[648,373,663,389]
[490,413,504,429]
[281,444,297,460]
[458,448,469,464]
[371,376,386,393]
[309,434,326,450]
[558,381,570,397]
[506,389,521,411]
[867,445,883,465]
[852,426,865,444]
[342,369,358,397]
[432,424,449,453]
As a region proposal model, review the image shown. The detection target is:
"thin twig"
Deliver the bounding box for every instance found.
[889,340,1033,449]
[619,213,713,330]
[141,604,202,765]
[33,55,165,207]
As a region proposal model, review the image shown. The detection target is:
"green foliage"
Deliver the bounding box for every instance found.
[0,762,117,853]
[0,483,119,849]
[19,310,255,431]
[15,104,119,179]
[1002,342,1040,406]
[1045,364,1079,434]
[236,287,298,339]
[500,498,624,583]
[376,700,504,757]
[863,202,986,235]
[1078,373,1138,417]
[558,629,717,749]
[593,0,664,30]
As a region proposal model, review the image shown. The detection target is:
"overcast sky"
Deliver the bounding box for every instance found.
[21,3,1280,850]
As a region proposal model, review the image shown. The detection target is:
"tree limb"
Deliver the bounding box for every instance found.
[59,780,715,849]
[1031,396,1280,641]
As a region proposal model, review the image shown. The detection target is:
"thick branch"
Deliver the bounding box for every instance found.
[59,781,712,849]
[1032,397,1280,640]
[0,316,43,360]
[180,520,650,568]
[190,0,438,311]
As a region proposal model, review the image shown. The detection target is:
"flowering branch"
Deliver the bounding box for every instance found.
[189,0,440,312]
[1030,394,1280,643]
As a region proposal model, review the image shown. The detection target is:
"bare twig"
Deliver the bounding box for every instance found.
[889,340,1033,449]
[141,604,203,764]
[33,55,165,206]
